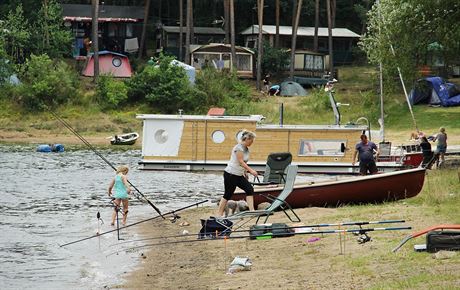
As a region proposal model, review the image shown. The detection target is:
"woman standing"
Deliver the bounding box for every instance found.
[217,130,257,217]
[108,165,132,226]
[433,127,447,166]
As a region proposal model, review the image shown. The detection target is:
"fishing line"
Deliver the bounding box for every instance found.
[60,200,207,247]
[45,107,164,218]
[105,226,412,257]
[109,219,407,246]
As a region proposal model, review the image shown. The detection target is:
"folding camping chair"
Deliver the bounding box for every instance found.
[253,152,292,185]
[227,164,301,224]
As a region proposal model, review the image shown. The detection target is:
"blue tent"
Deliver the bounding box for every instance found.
[171,60,196,84]
[409,77,460,107]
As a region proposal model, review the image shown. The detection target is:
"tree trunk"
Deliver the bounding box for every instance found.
[331,0,336,28]
[326,0,334,78]
[91,0,99,81]
[185,0,191,64]
[290,0,302,80]
[275,0,280,48]
[179,0,183,61]
[43,0,50,50]
[224,0,230,44]
[256,0,264,91]
[190,1,194,44]
[230,0,236,69]
[313,0,319,52]
[138,0,151,59]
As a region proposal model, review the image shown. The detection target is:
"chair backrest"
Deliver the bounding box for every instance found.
[265,164,298,211]
[379,141,392,157]
[263,152,293,184]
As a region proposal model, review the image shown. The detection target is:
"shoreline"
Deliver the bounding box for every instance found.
[119,201,460,289]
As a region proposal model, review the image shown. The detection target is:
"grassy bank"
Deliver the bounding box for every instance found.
[1,65,459,145]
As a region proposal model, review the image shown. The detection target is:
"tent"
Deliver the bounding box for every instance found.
[280,81,308,97]
[82,51,133,78]
[171,60,196,84]
[409,77,460,107]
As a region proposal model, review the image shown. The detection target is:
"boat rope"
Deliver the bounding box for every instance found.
[110,219,406,246]
[59,200,207,247]
[105,226,412,257]
[45,107,164,218]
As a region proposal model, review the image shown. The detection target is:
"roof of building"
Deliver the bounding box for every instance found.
[190,43,254,54]
[162,26,225,35]
[241,25,360,38]
[61,4,144,20]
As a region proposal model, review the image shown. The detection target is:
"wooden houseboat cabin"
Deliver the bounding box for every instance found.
[137,114,380,174]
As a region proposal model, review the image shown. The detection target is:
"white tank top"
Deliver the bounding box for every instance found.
[224,143,249,176]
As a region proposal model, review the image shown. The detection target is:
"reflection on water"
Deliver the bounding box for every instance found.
[0,144,222,289]
[0,144,330,289]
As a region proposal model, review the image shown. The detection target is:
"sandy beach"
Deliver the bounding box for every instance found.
[118,202,460,290]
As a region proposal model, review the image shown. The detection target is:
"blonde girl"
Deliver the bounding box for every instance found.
[108,165,132,226]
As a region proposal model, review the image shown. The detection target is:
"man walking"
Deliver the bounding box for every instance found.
[352,134,379,175]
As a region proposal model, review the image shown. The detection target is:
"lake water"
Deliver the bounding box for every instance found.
[0,144,329,289]
[0,144,224,289]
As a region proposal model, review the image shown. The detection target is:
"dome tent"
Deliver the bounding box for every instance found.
[280,81,308,97]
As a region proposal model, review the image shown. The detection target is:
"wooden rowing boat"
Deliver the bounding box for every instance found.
[232,167,426,208]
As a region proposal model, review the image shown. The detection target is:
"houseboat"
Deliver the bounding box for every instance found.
[137,113,411,174]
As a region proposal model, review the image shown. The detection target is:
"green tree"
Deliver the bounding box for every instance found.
[360,0,460,87]
[96,75,128,109]
[258,42,290,76]
[1,5,30,63]
[34,0,73,58]
[127,54,197,113]
[17,54,78,110]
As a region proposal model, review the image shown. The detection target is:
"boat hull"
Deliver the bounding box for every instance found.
[231,167,426,208]
[138,160,408,174]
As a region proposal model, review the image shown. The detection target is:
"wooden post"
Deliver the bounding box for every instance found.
[256,0,264,91]
[230,0,236,69]
[138,0,151,59]
[289,0,302,80]
[224,0,230,44]
[326,0,334,79]
[91,0,99,81]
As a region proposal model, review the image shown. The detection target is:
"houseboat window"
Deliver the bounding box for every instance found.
[298,139,346,156]
[211,130,226,144]
[154,129,168,144]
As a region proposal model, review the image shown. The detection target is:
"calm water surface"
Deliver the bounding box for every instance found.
[0,144,223,289]
[0,144,328,289]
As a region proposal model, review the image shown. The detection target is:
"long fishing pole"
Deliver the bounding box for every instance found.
[111,219,407,246]
[106,226,412,257]
[46,107,164,218]
[60,200,207,247]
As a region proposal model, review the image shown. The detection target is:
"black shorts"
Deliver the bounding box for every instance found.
[359,160,378,175]
[223,171,254,200]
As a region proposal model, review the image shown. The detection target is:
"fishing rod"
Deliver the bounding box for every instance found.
[60,200,207,247]
[110,219,407,246]
[392,224,460,253]
[45,107,164,218]
[106,226,412,257]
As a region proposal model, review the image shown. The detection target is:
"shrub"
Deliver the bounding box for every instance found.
[16,54,78,111]
[96,75,128,109]
[127,54,197,113]
[194,67,252,112]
